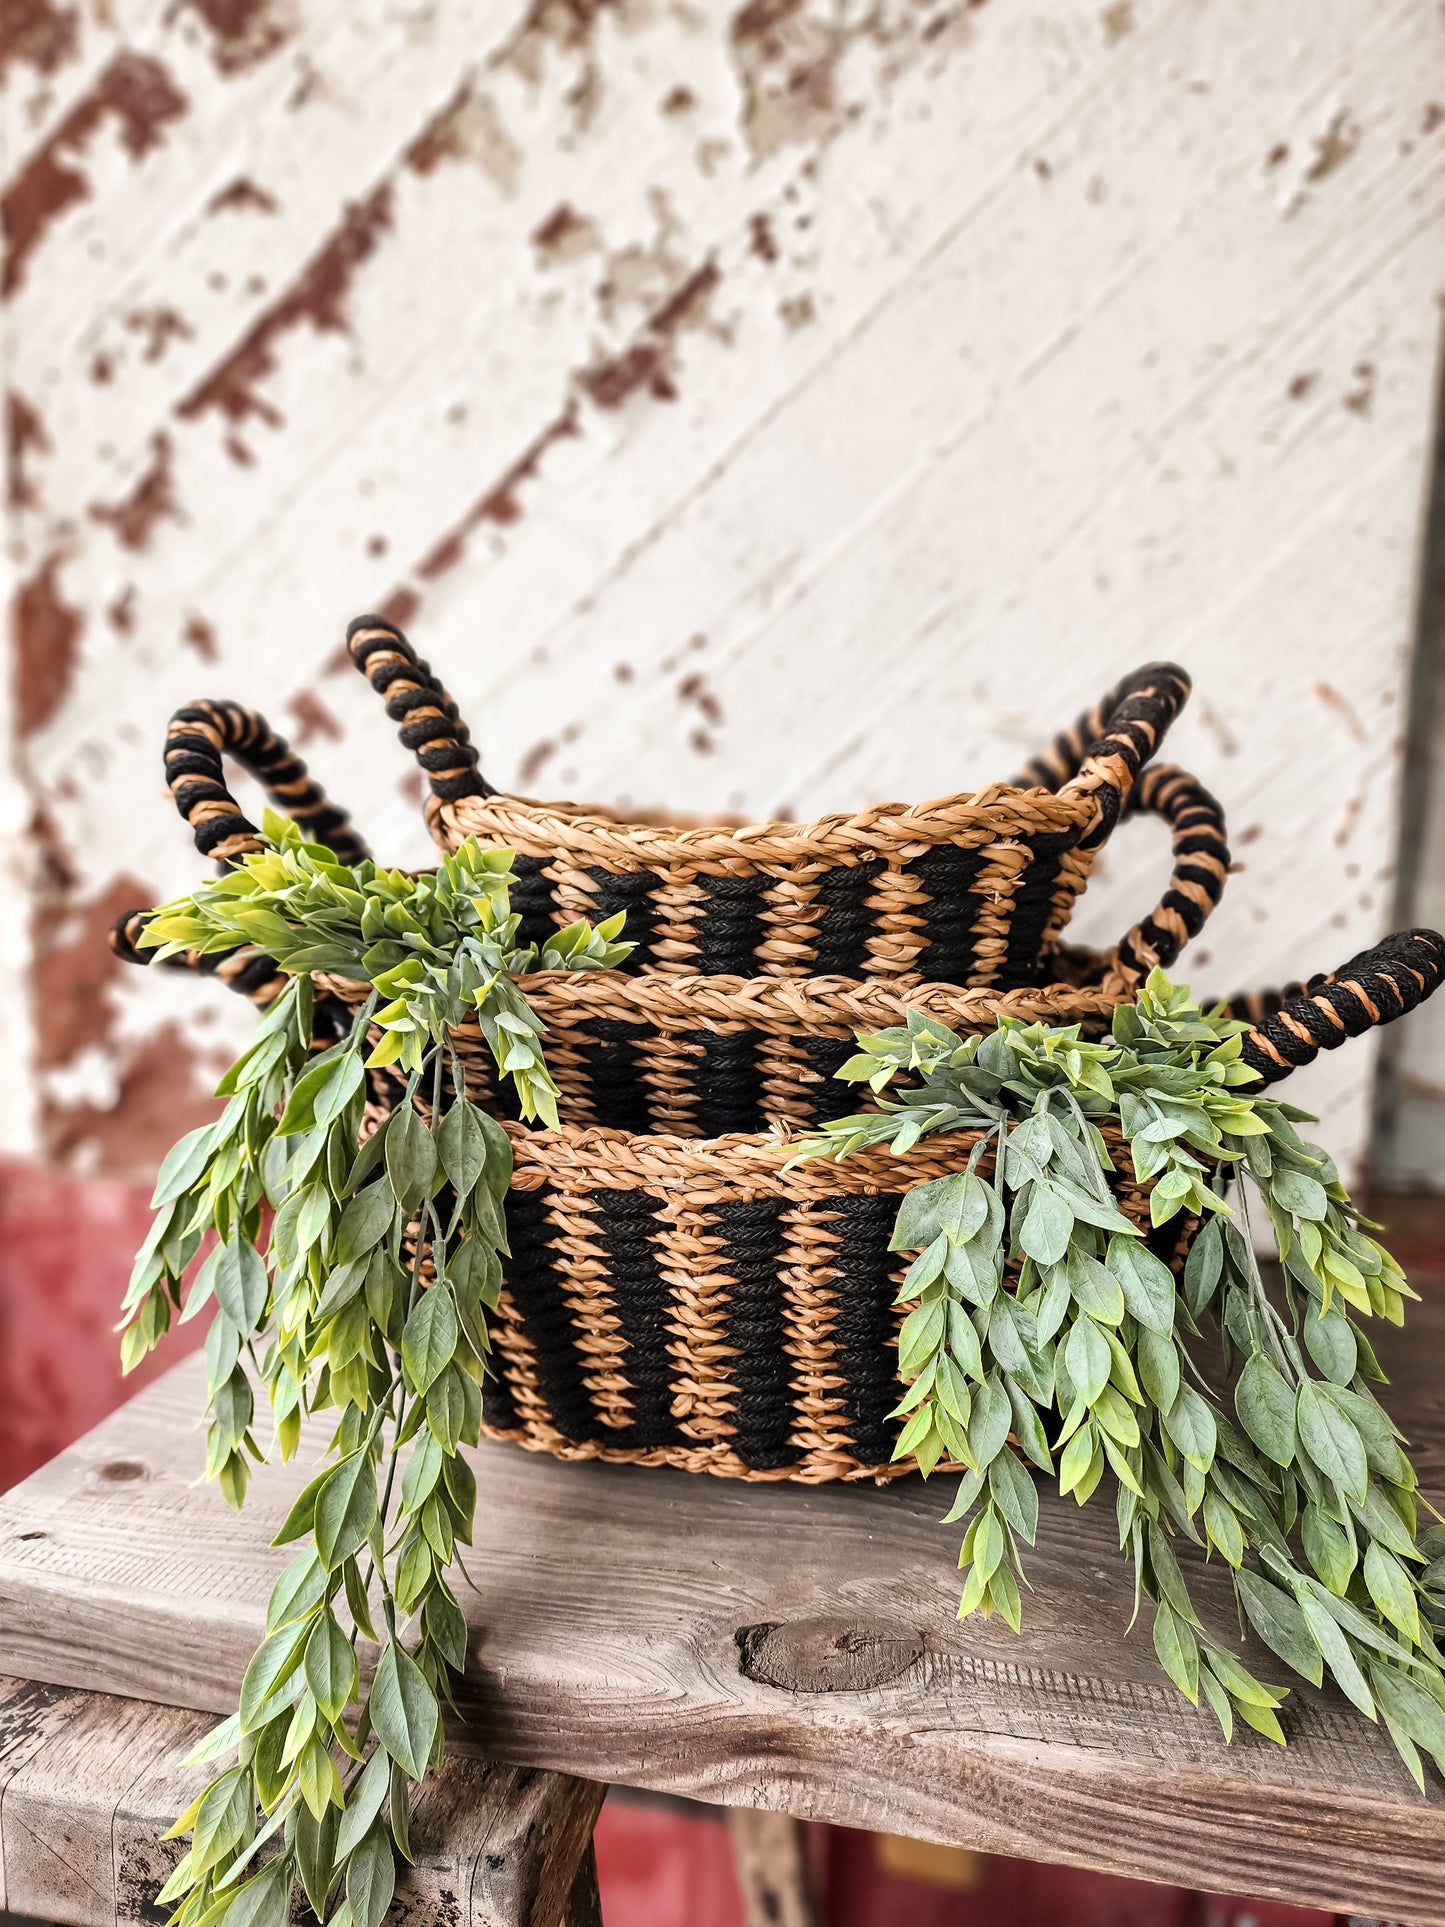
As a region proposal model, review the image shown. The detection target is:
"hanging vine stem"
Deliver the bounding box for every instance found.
[120,818,633,1927]
[790,972,1445,1783]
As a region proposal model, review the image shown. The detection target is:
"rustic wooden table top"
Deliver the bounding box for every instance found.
[0,1294,1441,1923]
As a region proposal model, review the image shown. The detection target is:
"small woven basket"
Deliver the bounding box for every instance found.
[343,617,1222,990]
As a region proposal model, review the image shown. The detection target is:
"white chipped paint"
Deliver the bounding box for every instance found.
[4,0,1443,1180]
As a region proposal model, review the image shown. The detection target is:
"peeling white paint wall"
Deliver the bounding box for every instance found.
[4,0,1443,1181]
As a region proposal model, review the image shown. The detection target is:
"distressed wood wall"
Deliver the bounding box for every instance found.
[4,0,1443,1184]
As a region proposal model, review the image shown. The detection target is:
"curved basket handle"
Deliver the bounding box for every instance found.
[108,908,287,1006]
[1016,662,1193,849]
[1111,762,1231,982]
[1223,929,1445,1085]
[165,700,370,867]
[346,616,489,822]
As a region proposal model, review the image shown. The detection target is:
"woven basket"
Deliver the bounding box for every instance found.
[461,929,1445,1482]
[342,616,1223,990]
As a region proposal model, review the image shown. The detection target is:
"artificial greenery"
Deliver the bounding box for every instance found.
[120,815,629,1927]
[791,971,1445,1783]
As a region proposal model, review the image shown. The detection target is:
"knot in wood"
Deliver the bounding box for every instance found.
[734,1617,923,1694]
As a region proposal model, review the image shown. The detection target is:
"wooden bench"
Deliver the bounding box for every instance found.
[0,1674,603,1926]
[0,1291,1443,1925]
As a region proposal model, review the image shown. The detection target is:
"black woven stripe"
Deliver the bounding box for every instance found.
[593,1191,681,1449]
[683,1029,766,1135]
[811,860,885,975]
[800,1036,867,1123]
[577,1019,657,1133]
[503,1187,602,1445]
[831,1193,903,1466]
[171,779,232,816]
[714,1197,796,1471]
[694,873,770,975]
[195,814,255,856]
[998,831,1072,989]
[481,1346,523,1435]
[911,844,988,983]
[510,854,560,953]
[584,867,664,967]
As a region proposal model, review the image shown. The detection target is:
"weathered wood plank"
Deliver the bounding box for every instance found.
[1,1293,1444,1919]
[0,1676,600,1927]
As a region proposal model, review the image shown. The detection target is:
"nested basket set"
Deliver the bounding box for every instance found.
[114,620,1445,1483]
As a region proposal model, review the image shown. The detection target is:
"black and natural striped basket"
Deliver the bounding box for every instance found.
[109,622,1444,1481]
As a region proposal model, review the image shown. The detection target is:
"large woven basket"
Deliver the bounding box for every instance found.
[461,929,1445,1482]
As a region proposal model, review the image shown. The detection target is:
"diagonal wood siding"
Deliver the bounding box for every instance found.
[4,0,1444,1181]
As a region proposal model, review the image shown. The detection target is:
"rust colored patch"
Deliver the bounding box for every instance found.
[6,391,49,510]
[532,201,597,258]
[207,176,279,215]
[90,350,115,384]
[518,739,557,788]
[378,587,420,629]
[1312,680,1368,744]
[176,185,393,428]
[0,0,79,86]
[748,212,779,262]
[405,82,473,174]
[1425,103,1444,135]
[287,689,341,744]
[182,613,218,660]
[2,52,188,299]
[731,0,805,46]
[1287,371,1319,401]
[125,305,194,364]
[413,401,583,590]
[13,552,82,736]
[581,262,719,409]
[678,672,723,726]
[32,875,153,1074]
[89,431,180,550]
[1343,360,1376,417]
[182,0,290,74]
[106,584,136,634]
[661,85,696,114]
[517,0,618,48]
[28,804,77,893]
[44,1025,221,1180]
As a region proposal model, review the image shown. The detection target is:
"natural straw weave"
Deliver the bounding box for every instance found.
[344,617,1220,990]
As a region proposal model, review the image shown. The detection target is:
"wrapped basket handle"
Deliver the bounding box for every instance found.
[1014,668,1226,983]
[346,616,489,812]
[1223,929,1445,1085]
[164,699,370,867]
[109,700,367,995]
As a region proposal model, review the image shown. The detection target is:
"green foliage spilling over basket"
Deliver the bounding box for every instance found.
[111,619,1445,1927]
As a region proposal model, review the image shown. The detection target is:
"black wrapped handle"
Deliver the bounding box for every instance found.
[164,699,370,867]
[1021,661,1194,849]
[109,910,286,1007]
[1226,930,1445,1085]
[1112,761,1231,982]
[346,616,489,808]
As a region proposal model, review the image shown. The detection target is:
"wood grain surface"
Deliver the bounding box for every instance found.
[0,1299,1441,1920]
[0,1672,602,1927]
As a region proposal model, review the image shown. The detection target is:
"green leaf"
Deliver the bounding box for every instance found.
[334,1180,395,1266]
[1065,1319,1111,1406]
[1235,1568,1323,1686]
[1302,1503,1357,1595]
[427,1365,467,1456]
[891,1176,959,1253]
[1182,1216,1224,1319]
[220,1860,291,1927]
[1152,1599,1199,1704]
[334,1746,391,1861]
[1297,1379,1368,1503]
[966,1375,1012,1472]
[1162,1384,1217,1473]
[315,1453,378,1571]
[386,1103,438,1210]
[239,1619,309,1729]
[214,1239,269,1334]
[1235,1354,1297,1468]
[294,1801,339,1920]
[1362,1543,1420,1645]
[1018,1185,1073,1267]
[266,1548,328,1633]
[347,1823,397,1927]
[1270,1167,1327,1220]
[304,1612,360,1721]
[1106,1235,1175,1335]
[1372,1663,1445,1761]
[1137,1329,1181,1413]
[1303,1302,1357,1385]
[151,1124,218,1208]
[1301,1593,1376,1717]
[1063,1250,1125,1325]
[403,1289,459,1397]
[436,1101,487,1203]
[369,1641,439,1780]
[989,1450,1039,1545]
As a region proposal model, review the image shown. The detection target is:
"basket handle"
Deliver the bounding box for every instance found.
[1110,762,1231,982]
[1222,930,1445,1085]
[108,911,287,1006]
[164,699,370,867]
[1026,662,1193,847]
[345,616,489,827]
